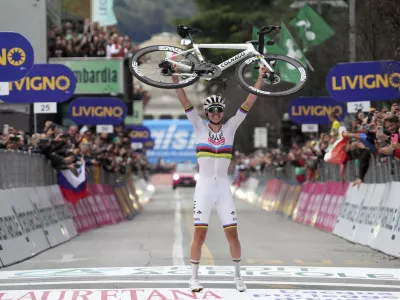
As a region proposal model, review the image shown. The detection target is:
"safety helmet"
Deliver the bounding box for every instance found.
[203,95,225,113]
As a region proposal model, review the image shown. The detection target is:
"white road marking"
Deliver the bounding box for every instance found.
[60,254,85,263]
[25,254,88,264]
[172,198,185,266]
[2,266,400,280]
[0,279,400,288]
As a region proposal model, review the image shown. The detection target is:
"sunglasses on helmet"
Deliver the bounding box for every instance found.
[207,106,224,113]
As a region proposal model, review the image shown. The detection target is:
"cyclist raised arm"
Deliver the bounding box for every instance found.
[172,75,191,109]
[225,67,266,132]
[241,67,266,110]
[172,69,205,131]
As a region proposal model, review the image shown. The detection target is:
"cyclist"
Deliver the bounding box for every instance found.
[172,66,266,292]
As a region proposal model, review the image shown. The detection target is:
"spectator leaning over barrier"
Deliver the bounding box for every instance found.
[341,128,376,186]
[378,116,400,159]
[329,112,340,139]
[391,102,400,117]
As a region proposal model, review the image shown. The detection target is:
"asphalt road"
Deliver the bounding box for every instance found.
[1,184,400,299]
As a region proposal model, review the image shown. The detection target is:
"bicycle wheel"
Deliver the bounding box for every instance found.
[129,45,200,89]
[236,54,308,97]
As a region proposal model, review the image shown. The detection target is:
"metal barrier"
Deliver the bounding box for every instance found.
[317,157,400,183]
[0,150,135,189]
[0,150,56,189]
[252,157,400,184]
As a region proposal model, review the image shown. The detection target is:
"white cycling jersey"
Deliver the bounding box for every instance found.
[184,103,249,229]
[184,103,249,178]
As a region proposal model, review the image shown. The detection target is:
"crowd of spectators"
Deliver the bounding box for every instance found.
[0,122,150,180]
[48,19,139,59]
[48,19,152,106]
[231,102,400,187]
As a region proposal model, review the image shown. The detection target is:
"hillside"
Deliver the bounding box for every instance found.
[114,0,197,42]
[62,0,197,43]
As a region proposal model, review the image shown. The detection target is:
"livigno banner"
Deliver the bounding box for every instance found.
[0,32,35,82]
[69,97,127,125]
[288,96,347,124]
[48,57,124,94]
[326,60,400,102]
[0,64,76,103]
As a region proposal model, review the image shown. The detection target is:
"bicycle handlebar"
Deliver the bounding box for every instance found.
[258,25,281,35]
[256,25,281,55]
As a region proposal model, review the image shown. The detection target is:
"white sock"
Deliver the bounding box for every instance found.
[233,258,241,278]
[191,259,200,280]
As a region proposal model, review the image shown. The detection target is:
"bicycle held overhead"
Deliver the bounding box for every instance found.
[129,25,308,97]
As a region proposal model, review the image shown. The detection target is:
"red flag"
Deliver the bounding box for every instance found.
[324,128,349,164]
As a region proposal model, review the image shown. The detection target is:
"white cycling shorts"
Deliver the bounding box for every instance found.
[192,177,237,230]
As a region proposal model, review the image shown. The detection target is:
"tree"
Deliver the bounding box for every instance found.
[175,0,294,59]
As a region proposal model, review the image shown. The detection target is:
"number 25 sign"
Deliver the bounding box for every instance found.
[346,101,371,113]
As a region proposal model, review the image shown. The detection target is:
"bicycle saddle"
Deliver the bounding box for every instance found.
[177,25,202,38]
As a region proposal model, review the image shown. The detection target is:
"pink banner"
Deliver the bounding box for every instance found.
[81,198,98,231]
[294,181,349,231]
[91,184,125,225]
[56,179,128,234]
[103,184,125,223]
[314,182,334,230]
[72,199,96,233]
[325,182,349,232]
[293,182,314,224]
[313,182,349,232]
[303,183,326,226]
[87,185,112,227]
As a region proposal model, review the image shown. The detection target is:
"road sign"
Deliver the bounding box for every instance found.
[96,125,113,133]
[254,127,268,148]
[0,82,9,95]
[33,102,57,114]
[301,124,318,132]
[346,101,371,113]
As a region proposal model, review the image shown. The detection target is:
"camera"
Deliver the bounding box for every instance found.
[362,124,371,131]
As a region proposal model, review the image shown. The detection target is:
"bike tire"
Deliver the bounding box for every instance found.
[236,54,308,97]
[129,45,200,89]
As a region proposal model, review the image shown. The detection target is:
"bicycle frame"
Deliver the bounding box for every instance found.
[165,42,274,80]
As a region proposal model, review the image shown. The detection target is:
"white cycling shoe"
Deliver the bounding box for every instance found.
[189,278,204,292]
[234,277,247,292]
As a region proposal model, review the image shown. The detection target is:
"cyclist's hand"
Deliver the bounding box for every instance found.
[259,66,268,77]
[352,178,362,189]
[171,64,179,83]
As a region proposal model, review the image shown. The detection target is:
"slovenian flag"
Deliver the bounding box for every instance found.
[58,163,88,205]
[324,127,349,165]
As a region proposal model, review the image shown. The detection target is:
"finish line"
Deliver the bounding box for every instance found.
[1,289,400,300]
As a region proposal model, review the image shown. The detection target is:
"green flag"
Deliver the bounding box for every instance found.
[289,4,335,52]
[278,23,308,84]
